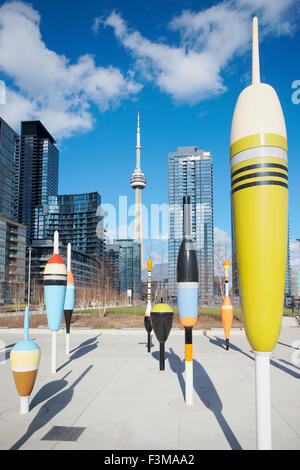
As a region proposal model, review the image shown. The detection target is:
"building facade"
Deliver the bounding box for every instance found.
[0,216,26,303]
[105,243,121,293]
[0,118,19,220]
[168,147,214,302]
[14,121,59,242]
[28,239,102,288]
[34,192,104,261]
[106,240,141,298]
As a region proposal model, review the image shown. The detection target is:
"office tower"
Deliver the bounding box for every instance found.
[118,240,141,297]
[0,117,19,220]
[168,147,214,301]
[130,113,146,270]
[0,216,26,303]
[106,240,141,298]
[34,192,104,260]
[14,121,59,242]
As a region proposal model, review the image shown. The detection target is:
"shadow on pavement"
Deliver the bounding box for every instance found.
[168,347,242,450]
[205,335,300,379]
[30,371,72,410]
[279,358,300,370]
[139,335,155,350]
[69,335,101,354]
[277,341,294,349]
[151,350,170,363]
[57,337,99,372]
[10,365,93,450]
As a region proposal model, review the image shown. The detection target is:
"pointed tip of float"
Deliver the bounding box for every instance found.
[53,231,59,254]
[252,16,261,85]
[183,195,191,238]
[67,242,71,271]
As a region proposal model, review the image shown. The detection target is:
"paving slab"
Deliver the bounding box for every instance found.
[0,326,299,450]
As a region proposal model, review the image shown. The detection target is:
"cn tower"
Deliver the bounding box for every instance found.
[130,113,146,270]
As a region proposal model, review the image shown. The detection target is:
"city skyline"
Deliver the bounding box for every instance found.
[0,0,299,273]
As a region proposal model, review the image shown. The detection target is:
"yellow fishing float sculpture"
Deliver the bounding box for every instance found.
[230,17,288,449]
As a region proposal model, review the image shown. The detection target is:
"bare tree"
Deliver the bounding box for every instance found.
[214,231,232,300]
[10,282,25,315]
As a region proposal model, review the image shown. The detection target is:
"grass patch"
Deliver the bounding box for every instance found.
[81,304,243,320]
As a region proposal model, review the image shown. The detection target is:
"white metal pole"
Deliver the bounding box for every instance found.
[66,333,70,355]
[185,361,193,406]
[20,396,30,414]
[255,351,272,450]
[51,331,57,374]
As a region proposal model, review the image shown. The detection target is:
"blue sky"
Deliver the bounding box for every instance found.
[0,0,299,271]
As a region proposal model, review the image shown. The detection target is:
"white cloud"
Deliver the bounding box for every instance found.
[0,1,141,138]
[102,0,297,103]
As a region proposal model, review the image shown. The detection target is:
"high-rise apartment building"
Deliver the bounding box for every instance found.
[0,216,26,303]
[34,192,104,260]
[14,121,59,242]
[0,117,19,220]
[168,147,214,301]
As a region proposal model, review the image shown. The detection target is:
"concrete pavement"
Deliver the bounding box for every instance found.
[0,325,299,450]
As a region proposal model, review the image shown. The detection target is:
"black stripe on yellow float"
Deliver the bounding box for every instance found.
[232,180,288,194]
[232,171,288,187]
[231,162,288,179]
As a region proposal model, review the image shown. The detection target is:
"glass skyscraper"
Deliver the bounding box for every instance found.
[168,147,214,301]
[0,118,19,220]
[34,192,104,260]
[106,240,141,297]
[14,121,59,242]
[118,240,141,297]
